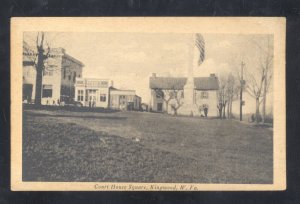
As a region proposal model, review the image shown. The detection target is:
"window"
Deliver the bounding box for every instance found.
[42,85,52,98]
[43,70,53,76]
[73,72,76,82]
[201,91,209,99]
[120,95,126,105]
[63,69,66,79]
[68,75,71,81]
[77,90,84,101]
[100,94,106,102]
[155,90,164,99]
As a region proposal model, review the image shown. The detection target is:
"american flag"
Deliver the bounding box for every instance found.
[195,33,205,66]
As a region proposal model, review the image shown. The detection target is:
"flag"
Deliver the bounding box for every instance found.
[195,33,205,66]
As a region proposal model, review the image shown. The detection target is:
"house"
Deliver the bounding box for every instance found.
[149,73,219,117]
[109,87,141,111]
[23,41,84,105]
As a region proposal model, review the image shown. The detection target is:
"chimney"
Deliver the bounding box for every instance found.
[152,73,156,78]
[210,73,216,77]
[110,80,114,87]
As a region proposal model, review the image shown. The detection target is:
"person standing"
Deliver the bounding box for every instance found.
[204,107,208,117]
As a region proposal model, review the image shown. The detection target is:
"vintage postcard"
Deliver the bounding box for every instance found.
[11,17,286,191]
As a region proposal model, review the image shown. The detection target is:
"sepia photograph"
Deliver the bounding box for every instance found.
[11,18,286,191]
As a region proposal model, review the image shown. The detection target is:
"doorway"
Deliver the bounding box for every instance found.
[23,84,33,102]
[157,102,163,112]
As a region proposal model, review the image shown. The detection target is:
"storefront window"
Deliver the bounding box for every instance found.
[100,94,106,102]
[42,85,52,98]
[77,90,84,101]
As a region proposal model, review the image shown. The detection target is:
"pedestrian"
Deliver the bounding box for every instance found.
[204,107,208,117]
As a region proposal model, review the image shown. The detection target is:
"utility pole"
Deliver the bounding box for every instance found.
[240,61,245,121]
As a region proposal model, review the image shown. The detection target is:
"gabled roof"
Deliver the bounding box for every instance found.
[149,76,219,90]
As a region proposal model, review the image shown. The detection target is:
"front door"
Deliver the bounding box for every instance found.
[157,102,163,112]
[88,90,97,107]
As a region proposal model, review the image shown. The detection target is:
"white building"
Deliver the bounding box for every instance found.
[149,73,219,117]
[23,41,84,105]
[74,78,110,108]
[109,88,141,111]
[74,78,141,110]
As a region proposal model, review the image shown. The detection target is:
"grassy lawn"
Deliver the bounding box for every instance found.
[23,106,273,183]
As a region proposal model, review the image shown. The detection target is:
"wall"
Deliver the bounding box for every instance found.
[61,55,83,102]
[195,90,218,117]
[23,65,36,102]
[150,89,164,112]
[41,55,63,105]
[109,90,140,110]
[74,78,110,108]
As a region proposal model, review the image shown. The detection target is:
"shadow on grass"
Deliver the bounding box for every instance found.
[23,103,120,114]
[26,112,127,120]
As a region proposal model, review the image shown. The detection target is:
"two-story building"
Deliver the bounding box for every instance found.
[23,41,84,105]
[149,73,219,117]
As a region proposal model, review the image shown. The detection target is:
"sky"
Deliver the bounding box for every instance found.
[24,32,273,114]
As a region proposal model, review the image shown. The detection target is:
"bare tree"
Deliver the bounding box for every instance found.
[255,36,273,123]
[217,75,227,119]
[170,89,184,116]
[23,32,51,105]
[225,73,239,119]
[245,36,273,124]
[24,32,75,105]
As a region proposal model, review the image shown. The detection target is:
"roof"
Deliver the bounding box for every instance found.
[23,41,84,66]
[110,87,136,95]
[149,76,219,90]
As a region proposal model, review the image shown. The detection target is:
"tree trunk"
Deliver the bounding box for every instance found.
[262,76,267,124]
[218,107,222,119]
[222,103,226,119]
[174,108,177,115]
[34,51,44,105]
[227,100,230,119]
[229,100,232,119]
[255,97,260,124]
[165,101,169,113]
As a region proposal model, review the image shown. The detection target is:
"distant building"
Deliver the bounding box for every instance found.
[141,103,149,112]
[109,88,141,111]
[74,78,141,111]
[74,78,110,108]
[23,42,84,105]
[149,73,219,117]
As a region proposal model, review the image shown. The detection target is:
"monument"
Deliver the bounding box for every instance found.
[178,33,205,116]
